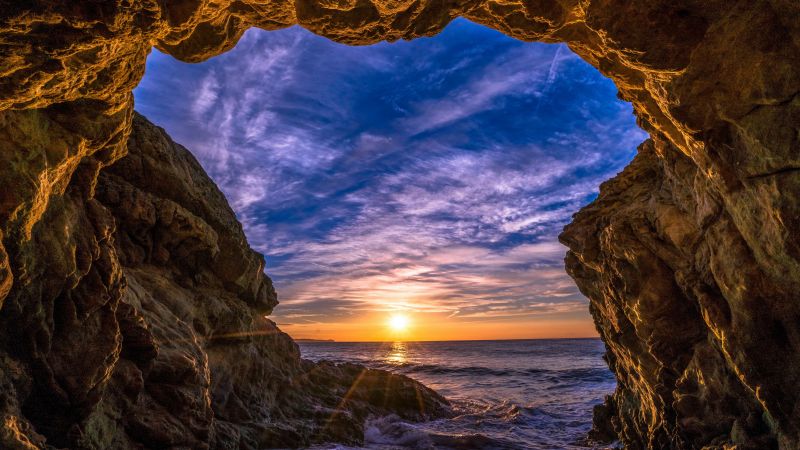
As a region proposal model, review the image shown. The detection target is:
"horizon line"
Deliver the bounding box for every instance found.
[292,336,602,343]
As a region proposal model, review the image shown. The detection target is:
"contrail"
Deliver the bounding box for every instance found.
[545,44,564,88]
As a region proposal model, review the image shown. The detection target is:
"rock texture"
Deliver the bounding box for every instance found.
[0,112,449,450]
[0,1,799,449]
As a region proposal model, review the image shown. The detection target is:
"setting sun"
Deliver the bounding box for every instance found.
[388,313,411,333]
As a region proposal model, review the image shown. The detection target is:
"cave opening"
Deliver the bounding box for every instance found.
[134,18,646,342]
[2,2,796,449]
[130,17,644,447]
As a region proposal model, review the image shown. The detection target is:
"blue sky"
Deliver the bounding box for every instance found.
[134,19,645,340]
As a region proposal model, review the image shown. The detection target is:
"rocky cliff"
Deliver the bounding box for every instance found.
[0,111,448,449]
[0,1,799,449]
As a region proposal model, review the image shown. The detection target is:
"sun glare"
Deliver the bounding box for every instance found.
[388,313,410,333]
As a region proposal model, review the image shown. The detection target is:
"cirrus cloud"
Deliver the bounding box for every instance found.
[134,18,646,335]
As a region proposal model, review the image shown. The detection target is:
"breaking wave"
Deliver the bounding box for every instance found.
[302,339,619,450]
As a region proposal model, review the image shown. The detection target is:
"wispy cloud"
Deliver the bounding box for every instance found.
[133,19,646,334]
[398,45,576,135]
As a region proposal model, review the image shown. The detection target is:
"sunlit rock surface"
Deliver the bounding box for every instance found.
[0,1,799,449]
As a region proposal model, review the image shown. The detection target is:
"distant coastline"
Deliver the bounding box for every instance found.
[294,338,336,342]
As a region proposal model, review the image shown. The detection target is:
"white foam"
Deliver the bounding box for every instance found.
[364,415,436,449]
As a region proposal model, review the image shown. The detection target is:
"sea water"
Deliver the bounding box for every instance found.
[300,339,617,450]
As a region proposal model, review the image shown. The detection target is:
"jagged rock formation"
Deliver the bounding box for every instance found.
[0,111,448,450]
[562,140,786,449]
[0,1,798,449]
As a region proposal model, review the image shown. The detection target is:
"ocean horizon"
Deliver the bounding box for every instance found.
[293,337,603,343]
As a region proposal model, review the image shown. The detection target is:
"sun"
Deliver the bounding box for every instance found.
[388,313,410,333]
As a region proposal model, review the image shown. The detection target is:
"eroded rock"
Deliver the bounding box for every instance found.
[0,113,448,449]
[0,1,799,449]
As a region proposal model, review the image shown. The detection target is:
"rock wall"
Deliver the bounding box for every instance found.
[0,111,448,450]
[0,1,799,449]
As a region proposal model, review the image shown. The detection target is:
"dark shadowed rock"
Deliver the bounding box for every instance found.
[103,113,450,449]
[0,112,449,450]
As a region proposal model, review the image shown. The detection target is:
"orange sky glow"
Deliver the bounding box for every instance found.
[280,310,598,342]
[272,242,600,342]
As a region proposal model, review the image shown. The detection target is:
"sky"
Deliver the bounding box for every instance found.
[133,19,646,342]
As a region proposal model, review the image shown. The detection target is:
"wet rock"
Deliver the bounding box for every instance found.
[587,395,617,444]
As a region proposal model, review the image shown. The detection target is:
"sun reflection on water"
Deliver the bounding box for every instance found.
[385,341,408,365]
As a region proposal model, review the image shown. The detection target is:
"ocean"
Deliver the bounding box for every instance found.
[299,339,617,450]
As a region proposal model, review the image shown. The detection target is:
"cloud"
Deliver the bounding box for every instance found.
[192,72,220,118]
[133,18,647,330]
[397,44,577,135]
